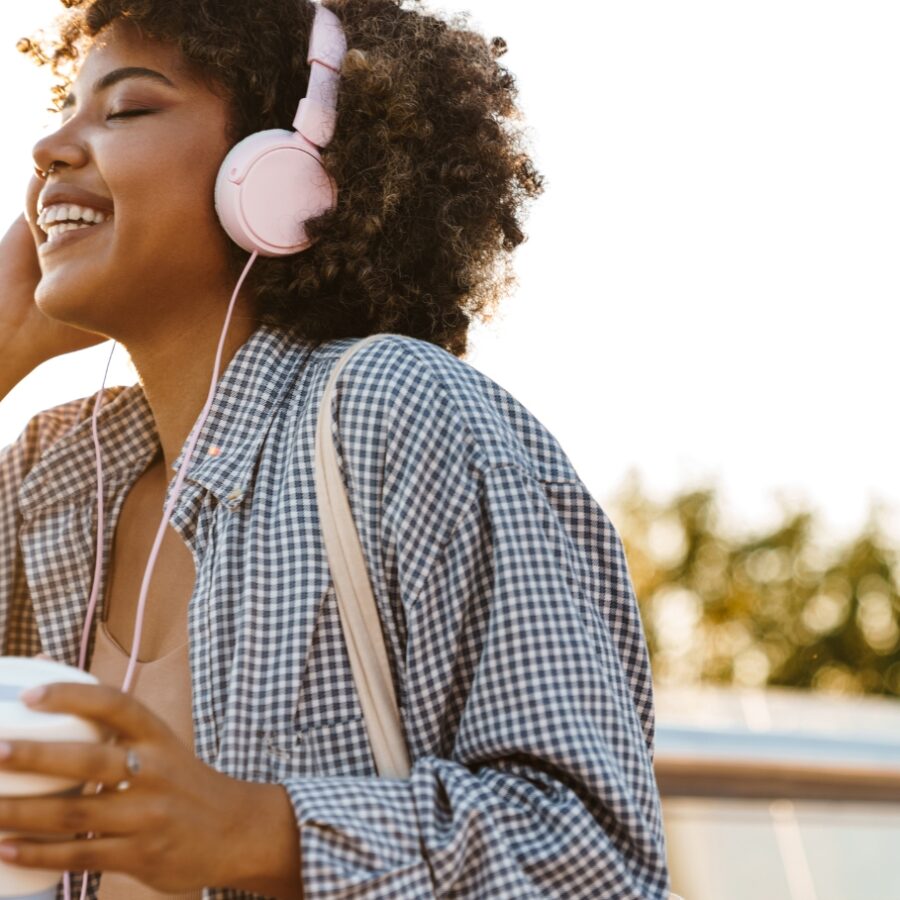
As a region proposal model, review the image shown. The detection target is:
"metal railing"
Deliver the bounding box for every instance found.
[654,725,900,802]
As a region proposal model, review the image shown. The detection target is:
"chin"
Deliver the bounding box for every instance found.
[33,272,114,336]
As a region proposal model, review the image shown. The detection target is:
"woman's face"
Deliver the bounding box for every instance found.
[27,20,240,342]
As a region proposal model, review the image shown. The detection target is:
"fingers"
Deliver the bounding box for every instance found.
[0,791,147,838]
[22,683,172,743]
[0,739,137,787]
[0,834,134,873]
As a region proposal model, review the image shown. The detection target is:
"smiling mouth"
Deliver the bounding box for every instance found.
[38,216,114,255]
[45,219,109,241]
[36,203,114,244]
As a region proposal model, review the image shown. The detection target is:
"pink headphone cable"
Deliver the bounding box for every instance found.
[63,249,260,900]
[76,342,117,673]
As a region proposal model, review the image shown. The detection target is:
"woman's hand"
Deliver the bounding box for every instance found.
[0,178,106,380]
[0,683,302,897]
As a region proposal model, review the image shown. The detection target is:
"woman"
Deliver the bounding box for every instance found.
[0,0,671,897]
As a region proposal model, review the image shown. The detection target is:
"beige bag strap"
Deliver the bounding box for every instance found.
[314,334,412,779]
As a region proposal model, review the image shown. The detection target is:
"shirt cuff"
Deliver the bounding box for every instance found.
[282,775,435,898]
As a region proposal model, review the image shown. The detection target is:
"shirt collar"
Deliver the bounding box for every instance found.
[19,323,315,517]
[167,323,314,509]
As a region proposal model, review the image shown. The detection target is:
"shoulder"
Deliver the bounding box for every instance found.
[323,334,580,483]
[2,386,135,466]
[1,385,147,515]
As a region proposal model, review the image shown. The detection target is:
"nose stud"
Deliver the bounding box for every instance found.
[34,162,58,180]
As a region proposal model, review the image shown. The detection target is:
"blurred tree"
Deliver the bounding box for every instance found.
[609,472,900,698]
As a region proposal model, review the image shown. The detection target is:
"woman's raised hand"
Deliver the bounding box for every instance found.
[0,177,106,389]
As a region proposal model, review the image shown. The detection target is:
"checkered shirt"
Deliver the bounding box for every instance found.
[0,325,670,898]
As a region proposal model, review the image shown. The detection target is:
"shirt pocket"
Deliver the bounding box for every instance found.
[264,713,378,779]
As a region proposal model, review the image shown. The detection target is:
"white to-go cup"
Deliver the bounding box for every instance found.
[0,657,104,900]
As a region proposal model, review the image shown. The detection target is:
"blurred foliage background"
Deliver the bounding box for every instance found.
[609,473,900,698]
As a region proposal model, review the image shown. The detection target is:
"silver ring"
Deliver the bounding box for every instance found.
[125,748,142,778]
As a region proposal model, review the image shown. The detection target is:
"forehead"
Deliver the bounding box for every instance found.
[65,19,198,104]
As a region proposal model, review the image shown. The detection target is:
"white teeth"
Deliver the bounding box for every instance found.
[45,221,103,243]
[37,202,112,233]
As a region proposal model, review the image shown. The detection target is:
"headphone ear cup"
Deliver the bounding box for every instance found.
[215,128,337,257]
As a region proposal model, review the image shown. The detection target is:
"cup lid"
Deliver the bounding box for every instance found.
[0,656,102,741]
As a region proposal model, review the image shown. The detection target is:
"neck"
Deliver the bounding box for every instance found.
[123,308,259,475]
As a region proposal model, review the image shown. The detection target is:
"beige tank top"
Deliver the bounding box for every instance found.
[88,621,202,900]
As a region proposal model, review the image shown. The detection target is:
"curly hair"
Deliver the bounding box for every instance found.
[18,0,544,357]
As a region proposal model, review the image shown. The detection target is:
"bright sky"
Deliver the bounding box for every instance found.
[1,1,897,546]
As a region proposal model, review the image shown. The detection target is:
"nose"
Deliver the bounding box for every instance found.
[32,117,90,181]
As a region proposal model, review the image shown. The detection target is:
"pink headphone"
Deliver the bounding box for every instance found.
[214,1,347,256]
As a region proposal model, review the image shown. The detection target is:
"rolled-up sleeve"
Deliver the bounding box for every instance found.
[281,461,670,898]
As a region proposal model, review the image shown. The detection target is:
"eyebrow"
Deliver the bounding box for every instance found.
[61,66,177,111]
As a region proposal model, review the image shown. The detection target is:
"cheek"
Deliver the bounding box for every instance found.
[107,126,230,242]
[123,182,216,240]
[169,130,231,214]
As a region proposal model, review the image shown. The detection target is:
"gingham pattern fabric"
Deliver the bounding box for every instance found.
[0,325,670,899]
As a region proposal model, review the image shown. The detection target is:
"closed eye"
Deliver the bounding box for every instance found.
[106,109,158,120]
